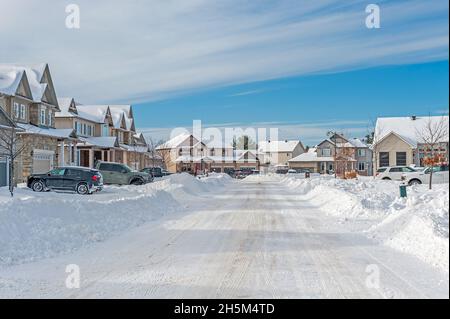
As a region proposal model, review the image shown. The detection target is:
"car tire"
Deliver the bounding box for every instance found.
[408,179,422,186]
[31,180,45,192]
[130,179,144,185]
[76,183,90,195]
[382,177,391,180]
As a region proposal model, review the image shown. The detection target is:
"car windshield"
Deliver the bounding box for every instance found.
[425,165,449,174]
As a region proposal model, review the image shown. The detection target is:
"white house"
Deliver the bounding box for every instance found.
[373,115,449,169]
[258,140,305,166]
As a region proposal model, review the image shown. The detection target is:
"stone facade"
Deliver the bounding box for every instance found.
[17,134,59,183]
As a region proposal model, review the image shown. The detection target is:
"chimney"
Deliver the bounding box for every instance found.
[411,115,417,121]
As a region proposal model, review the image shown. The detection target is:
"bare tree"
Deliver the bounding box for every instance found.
[0,123,25,197]
[416,116,449,189]
[147,137,158,167]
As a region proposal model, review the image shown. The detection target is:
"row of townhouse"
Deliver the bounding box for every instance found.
[0,63,160,187]
[288,133,373,176]
[156,133,260,174]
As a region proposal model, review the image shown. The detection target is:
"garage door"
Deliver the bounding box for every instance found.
[32,150,54,174]
[0,158,8,187]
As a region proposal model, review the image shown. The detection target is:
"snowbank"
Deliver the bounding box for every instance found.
[0,173,230,266]
[277,175,449,273]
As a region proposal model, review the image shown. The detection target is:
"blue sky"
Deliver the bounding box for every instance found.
[135,60,449,144]
[1,0,448,144]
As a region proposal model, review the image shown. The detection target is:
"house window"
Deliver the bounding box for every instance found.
[48,110,53,126]
[74,121,78,133]
[87,125,92,136]
[358,162,365,171]
[396,152,407,166]
[102,124,109,136]
[322,148,331,156]
[40,107,46,125]
[20,104,26,119]
[13,102,20,118]
[357,149,366,157]
[379,152,389,167]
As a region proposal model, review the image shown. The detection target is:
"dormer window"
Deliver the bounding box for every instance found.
[13,102,20,118]
[20,104,26,120]
[48,110,53,126]
[40,107,46,125]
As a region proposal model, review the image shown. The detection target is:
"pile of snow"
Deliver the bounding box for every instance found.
[278,175,449,273]
[0,173,230,266]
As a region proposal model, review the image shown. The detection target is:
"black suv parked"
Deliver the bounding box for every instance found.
[27,167,103,195]
[140,167,171,178]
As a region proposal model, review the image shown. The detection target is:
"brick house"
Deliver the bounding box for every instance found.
[0,64,78,183]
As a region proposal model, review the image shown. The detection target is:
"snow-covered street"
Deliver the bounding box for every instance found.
[0,174,448,298]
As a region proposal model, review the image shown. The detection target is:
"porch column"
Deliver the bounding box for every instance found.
[101,150,105,161]
[88,149,94,168]
[68,142,73,165]
[74,144,78,166]
[60,141,65,166]
[123,150,128,165]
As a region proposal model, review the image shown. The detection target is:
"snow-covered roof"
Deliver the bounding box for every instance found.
[0,67,23,96]
[258,140,301,153]
[109,105,132,117]
[347,138,367,148]
[17,123,76,139]
[109,107,126,128]
[75,105,110,123]
[78,136,119,148]
[0,64,46,102]
[156,133,193,150]
[375,116,449,147]
[289,148,334,163]
[55,97,76,117]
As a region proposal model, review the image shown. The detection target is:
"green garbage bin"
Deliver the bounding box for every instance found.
[399,185,407,198]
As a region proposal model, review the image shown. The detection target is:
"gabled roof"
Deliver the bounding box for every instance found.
[258,140,302,153]
[56,97,77,117]
[156,133,194,150]
[109,105,133,119]
[0,64,59,109]
[374,116,449,147]
[375,131,417,148]
[289,147,334,163]
[0,106,17,128]
[75,105,112,124]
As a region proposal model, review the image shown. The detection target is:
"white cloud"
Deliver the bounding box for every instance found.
[140,119,370,146]
[0,0,448,104]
